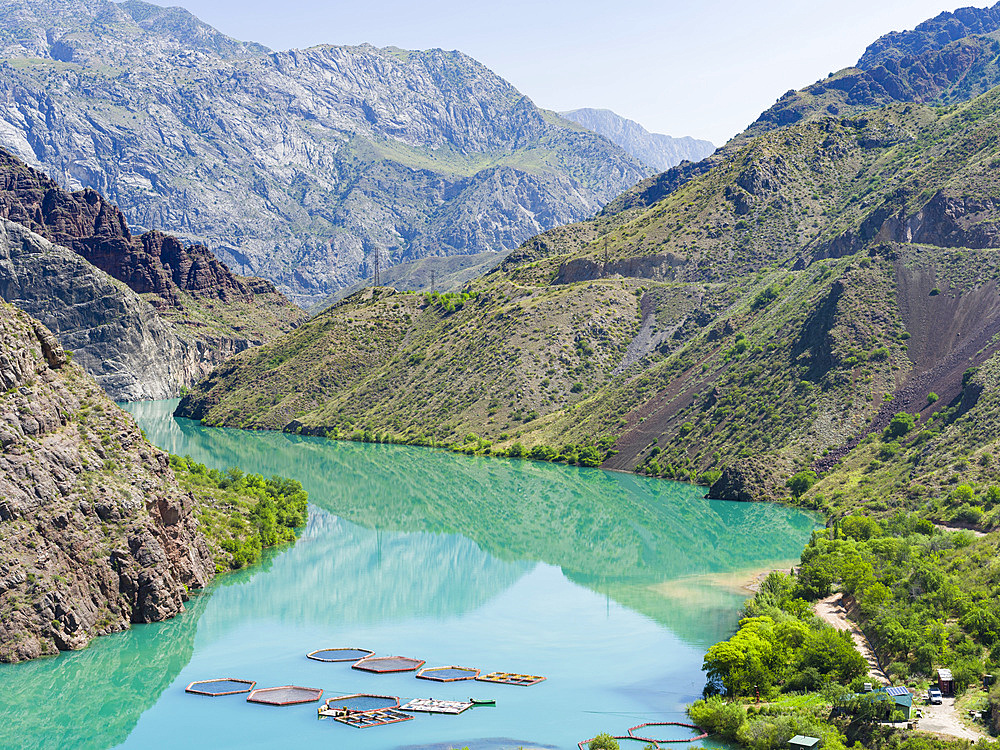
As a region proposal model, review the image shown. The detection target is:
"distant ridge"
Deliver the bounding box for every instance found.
[560,108,715,172]
[0,0,646,305]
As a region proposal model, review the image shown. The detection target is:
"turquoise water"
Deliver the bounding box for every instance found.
[1,400,820,750]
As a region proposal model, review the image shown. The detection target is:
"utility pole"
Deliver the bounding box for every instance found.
[372,248,380,288]
[430,269,436,293]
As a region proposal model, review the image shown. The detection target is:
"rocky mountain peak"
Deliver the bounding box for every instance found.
[560,107,715,172]
[0,0,267,67]
[0,4,645,304]
[858,2,1000,69]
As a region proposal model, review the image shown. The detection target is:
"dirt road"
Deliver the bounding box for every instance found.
[814,593,987,740]
[814,593,889,685]
[918,697,986,741]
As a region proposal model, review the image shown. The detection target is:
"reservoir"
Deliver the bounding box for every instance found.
[1,400,819,750]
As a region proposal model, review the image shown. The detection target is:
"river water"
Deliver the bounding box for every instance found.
[1,400,819,750]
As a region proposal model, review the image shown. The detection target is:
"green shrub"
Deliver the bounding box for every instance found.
[787,470,818,498]
[688,695,746,739]
[588,734,620,750]
[883,412,915,440]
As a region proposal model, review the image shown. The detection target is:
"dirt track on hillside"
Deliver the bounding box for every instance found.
[814,593,889,685]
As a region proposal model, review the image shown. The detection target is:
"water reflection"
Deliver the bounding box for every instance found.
[129,400,817,647]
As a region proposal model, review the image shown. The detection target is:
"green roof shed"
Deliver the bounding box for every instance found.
[789,736,821,750]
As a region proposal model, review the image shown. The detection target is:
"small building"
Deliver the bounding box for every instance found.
[938,668,955,696]
[885,686,913,719]
[789,735,821,750]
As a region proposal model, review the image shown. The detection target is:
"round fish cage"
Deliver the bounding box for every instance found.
[307,647,374,663]
[246,685,324,706]
[578,738,659,750]
[352,655,426,674]
[416,665,480,682]
[321,694,400,713]
[185,678,256,696]
[628,721,709,744]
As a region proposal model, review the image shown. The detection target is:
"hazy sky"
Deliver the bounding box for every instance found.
[149,0,988,144]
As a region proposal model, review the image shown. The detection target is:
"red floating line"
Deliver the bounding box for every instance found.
[628,721,708,743]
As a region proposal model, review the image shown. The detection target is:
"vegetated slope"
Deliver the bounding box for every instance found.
[0,147,304,400]
[0,0,646,305]
[179,85,1000,527]
[601,2,1000,222]
[313,249,511,312]
[560,108,715,172]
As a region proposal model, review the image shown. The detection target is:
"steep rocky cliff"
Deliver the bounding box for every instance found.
[560,108,715,172]
[0,0,646,305]
[0,150,303,400]
[0,218,242,400]
[0,302,215,662]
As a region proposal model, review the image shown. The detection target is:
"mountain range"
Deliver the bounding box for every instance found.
[561,108,714,172]
[0,0,651,305]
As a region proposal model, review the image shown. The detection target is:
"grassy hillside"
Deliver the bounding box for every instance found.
[177,85,1000,528]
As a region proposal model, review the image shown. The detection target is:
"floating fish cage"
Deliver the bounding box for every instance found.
[629,721,709,744]
[352,655,426,673]
[246,685,324,706]
[319,694,400,715]
[578,721,708,749]
[416,665,480,682]
[307,647,374,663]
[400,698,474,715]
[185,678,256,696]
[333,708,413,728]
[476,671,545,686]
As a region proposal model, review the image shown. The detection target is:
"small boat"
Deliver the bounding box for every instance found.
[469,697,495,706]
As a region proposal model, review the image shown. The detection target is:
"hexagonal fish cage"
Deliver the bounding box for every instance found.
[351,655,426,674]
[246,685,324,706]
[416,665,480,682]
[306,647,374,663]
[319,693,400,715]
[185,678,257,696]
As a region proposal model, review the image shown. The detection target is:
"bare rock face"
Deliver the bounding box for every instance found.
[0,218,250,400]
[0,0,646,306]
[0,302,214,662]
[560,108,715,173]
[0,148,304,400]
[0,149,290,311]
[708,458,782,503]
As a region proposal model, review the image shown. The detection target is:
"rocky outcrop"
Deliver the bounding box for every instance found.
[0,148,294,313]
[752,28,1000,137]
[0,302,214,662]
[708,458,783,503]
[0,218,243,400]
[0,148,303,400]
[0,0,646,306]
[560,108,715,173]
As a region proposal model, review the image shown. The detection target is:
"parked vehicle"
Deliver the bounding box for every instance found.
[928,687,943,704]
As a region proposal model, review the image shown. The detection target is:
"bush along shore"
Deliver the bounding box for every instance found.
[677,513,1000,750]
[169,455,308,572]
